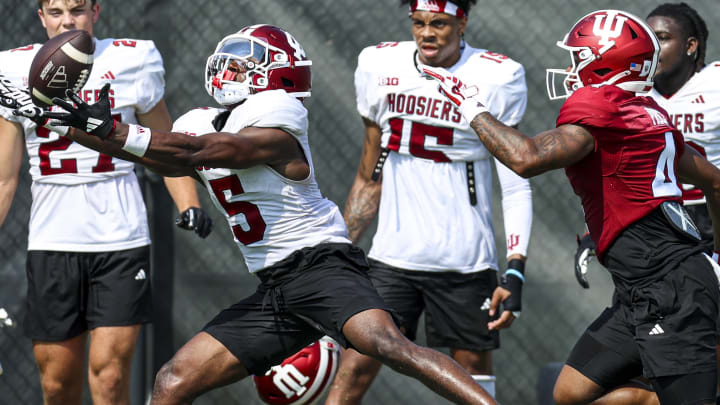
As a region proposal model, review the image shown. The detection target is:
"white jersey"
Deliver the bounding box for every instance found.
[172,91,350,273]
[0,38,164,251]
[355,41,532,273]
[648,62,720,205]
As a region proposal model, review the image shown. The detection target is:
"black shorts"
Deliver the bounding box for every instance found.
[24,246,152,341]
[202,243,392,376]
[568,252,719,382]
[367,258,499,351]
[685,203,714,253]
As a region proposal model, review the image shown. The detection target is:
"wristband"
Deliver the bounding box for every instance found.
[122,124,152,157]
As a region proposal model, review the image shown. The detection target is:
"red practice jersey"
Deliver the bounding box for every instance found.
[558,86,685,259]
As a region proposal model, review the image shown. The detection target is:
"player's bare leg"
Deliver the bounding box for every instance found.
[588,385,659,405]
[151,332,249,405]
[33,333,86,405]
[88,325,141,405]
[553,364,607,405]
[343,309,496,405]
[452,349,496,396]
[324,348,383,405]
[451,349,492,375]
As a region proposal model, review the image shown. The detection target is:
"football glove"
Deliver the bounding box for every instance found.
[0,77,70,136]
[419,64,489,122]
[574,233,595,289]
[47,83,116,139]
[175,207,213,239]
[500,272,523,316]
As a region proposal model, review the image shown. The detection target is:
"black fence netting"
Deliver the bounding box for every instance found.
[1,1,720,404]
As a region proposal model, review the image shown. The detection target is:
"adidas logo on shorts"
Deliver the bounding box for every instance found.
[649,323,665,335]
[135,269,147,281]
[480,298,491,311]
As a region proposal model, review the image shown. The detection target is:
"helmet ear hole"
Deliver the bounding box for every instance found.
[594,68,612,77]
[281,77,294,88]
[628,26,638,39]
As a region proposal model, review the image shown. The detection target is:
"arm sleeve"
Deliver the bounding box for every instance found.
[135,42,166,114]
[495,157,532,258]
[354,48,377,121]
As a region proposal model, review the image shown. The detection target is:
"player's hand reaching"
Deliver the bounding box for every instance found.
[176,207,213,239]
[0,75,70,135]
[488,263,524,330]
[574,233,595,289]
[419,64,489,123]
[48,83,117,139]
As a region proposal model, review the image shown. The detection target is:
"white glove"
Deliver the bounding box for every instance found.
[420,64,489,122]
[0,74,68,136]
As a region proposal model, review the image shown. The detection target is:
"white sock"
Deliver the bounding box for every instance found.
[472,375,496,398]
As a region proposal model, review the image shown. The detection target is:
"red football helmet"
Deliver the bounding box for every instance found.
[546,10,660,100]
[253,336,340,405]
[205,24,312,106]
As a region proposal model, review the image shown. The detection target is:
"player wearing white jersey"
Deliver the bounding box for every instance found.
[171,93,349,273]
[0,1,210,404]
[13,24,500,404]
[326,1,532,402]
[646,6,718,255]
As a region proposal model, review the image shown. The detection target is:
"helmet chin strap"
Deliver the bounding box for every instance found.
[213,82,252,106]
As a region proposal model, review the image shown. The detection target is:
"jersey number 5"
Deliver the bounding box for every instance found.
[208,176,266,245]
[652,132,682,198]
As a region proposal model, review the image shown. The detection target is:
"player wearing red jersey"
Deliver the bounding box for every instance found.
[422,9,720,405]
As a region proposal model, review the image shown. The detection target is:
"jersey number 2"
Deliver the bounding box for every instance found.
[652,132,681,197]
[208,176,266,245]
[36,114,121,175]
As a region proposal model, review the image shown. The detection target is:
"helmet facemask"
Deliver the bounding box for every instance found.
[205,35,286,106]
[546,40,595,100]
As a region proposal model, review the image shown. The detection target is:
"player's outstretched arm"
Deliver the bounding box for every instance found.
[421,65,595,177]
[344,118,383,242]
[40,85,303,173]
[677,145,720,251]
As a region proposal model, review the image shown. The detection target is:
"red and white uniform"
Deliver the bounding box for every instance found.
[355,41,532,273]
[559,86,684,259]
[0,38,163,251]
[172,90,350,273]
[648,62,720,205]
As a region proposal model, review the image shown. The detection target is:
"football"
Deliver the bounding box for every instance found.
[28,29,94,107]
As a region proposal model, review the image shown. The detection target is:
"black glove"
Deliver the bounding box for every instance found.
[48,83,116,139]
[574,233,595,289]
[500,259,525,316]
[175,207,213,238]
[500,272,523,315]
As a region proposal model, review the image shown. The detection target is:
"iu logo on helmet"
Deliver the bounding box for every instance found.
[253,337,341,405]
[592,11,628,46]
